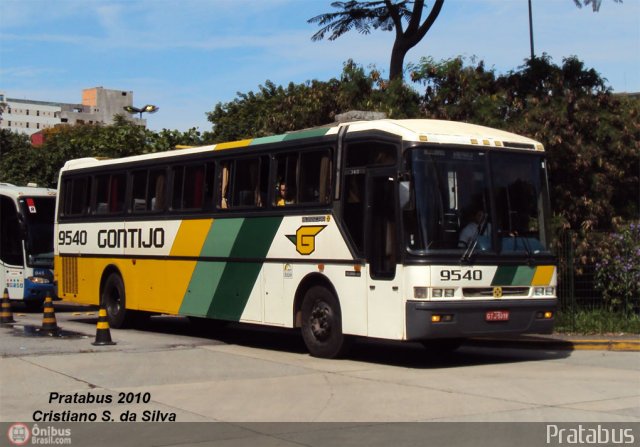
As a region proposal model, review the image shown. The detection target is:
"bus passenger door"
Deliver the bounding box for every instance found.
[366,170,403,339]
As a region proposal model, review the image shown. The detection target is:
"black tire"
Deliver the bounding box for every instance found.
[301,286,350,359]
[101,272,133,328]
[421,338,465,354]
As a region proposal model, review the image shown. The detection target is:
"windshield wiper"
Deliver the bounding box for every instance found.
[512,231,534,265]
[461,214,488,263]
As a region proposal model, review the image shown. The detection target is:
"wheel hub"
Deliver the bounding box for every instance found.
[310,302,331,341]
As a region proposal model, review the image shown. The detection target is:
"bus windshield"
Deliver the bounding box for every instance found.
[18,196,56,267]
[404,148,551,256]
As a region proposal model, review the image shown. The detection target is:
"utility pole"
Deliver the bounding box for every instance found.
[528,0,535,60]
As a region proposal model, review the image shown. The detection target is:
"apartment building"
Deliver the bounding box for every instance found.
[0,87,145,136]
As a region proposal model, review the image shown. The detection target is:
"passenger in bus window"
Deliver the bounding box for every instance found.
[276,182,294,206]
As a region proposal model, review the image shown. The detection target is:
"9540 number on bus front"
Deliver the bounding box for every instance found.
[439,269,483,282]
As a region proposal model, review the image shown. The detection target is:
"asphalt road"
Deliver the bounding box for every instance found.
[1,302,638,446]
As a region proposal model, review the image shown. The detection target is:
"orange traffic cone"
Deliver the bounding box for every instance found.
[0,288,15,324]
[92,307,116,346]
[41,294,58,333]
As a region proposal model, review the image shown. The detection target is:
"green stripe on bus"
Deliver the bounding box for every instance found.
[511,266,536,285]
[282,127,330,141]
[179,219,244,316]
[201,219,244,257]
[179,216,283,320]
[229,216,282,258]
[491,266,517,286]
[208,216,283,320]
[180,262,227,316]
[491,265,537,286]
[250,135,287,145]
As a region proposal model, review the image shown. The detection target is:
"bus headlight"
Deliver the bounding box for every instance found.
[414,287,428,299]
[28,276,51,284]
[534,286,555,296]
[432,288,455,298]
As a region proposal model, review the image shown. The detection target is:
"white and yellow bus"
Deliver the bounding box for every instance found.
[54,119,557,358]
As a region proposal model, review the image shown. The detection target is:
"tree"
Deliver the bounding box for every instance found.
[308,0,444,81]
[573,0,623,12]
[0,129,44,186]
[411,54,639,231]
[207,61,419,141]
[0,119,208,188]
[309,1,621,81]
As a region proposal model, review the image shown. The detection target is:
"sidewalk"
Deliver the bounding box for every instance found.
[469,333,640,352]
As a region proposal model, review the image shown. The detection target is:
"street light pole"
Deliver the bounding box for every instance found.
[123,104,159,121]
[528,0,535,60]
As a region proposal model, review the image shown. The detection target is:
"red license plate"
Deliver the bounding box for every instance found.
[486,310,509,321]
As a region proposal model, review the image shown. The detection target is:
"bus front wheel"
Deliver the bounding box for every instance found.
[301,286,350,359]
[101,273,132,329]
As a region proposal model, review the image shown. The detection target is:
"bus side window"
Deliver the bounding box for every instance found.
[171,166,184,210]
[274,149,331,206]
[203,162,216,211]
[184,165,204,209]
[231,158,266,208]
[299,150,331,204]
[218,162,231,210]
[171,165,204,210]
[94,175,109,214]
[63,177,91,216]
[149,169,166,211]
[274,153,297,206]
[110,174,126,213]
[131,170,148,212]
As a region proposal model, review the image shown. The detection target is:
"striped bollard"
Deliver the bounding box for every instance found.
[92,307,116,346]
[1,288,15,324]
[41,294,58,333]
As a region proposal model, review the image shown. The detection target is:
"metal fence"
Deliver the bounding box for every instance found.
[554,228,640,332]
[555,229,604,313]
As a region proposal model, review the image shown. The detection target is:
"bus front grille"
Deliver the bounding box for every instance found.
[463,287,530,298]
[62,257,78,295]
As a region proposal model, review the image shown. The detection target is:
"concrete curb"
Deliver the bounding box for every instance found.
[468,336,640,352]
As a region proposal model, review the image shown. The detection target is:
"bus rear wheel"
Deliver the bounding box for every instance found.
[101,272,133,329]
[301,286,350,359]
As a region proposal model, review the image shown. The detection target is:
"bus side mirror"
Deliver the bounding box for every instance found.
[399,181,412,210]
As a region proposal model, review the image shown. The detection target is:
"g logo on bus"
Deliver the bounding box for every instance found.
[286,226,326,255]
[493,287,503,298]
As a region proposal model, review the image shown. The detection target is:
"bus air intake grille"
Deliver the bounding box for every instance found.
[463,287,530,298]
[62,257,78,295]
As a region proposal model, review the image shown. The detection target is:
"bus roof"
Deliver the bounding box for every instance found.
[60,119,544,172]
[0,183,57,200]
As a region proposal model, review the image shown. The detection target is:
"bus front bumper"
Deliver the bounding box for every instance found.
[23,278,57,302]
[406,298,557,340]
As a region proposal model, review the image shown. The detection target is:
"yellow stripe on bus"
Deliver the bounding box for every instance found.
[531,265,555,286]
[170,219,213,256]
[214,139,253,150]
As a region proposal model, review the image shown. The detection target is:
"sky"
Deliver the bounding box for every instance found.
[1,0,638,132]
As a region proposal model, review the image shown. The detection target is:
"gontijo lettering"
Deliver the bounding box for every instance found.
[97,228,165,248]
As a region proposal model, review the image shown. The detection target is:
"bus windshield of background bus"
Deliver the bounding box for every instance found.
[18,197,55,267]
[405,148,550,255]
